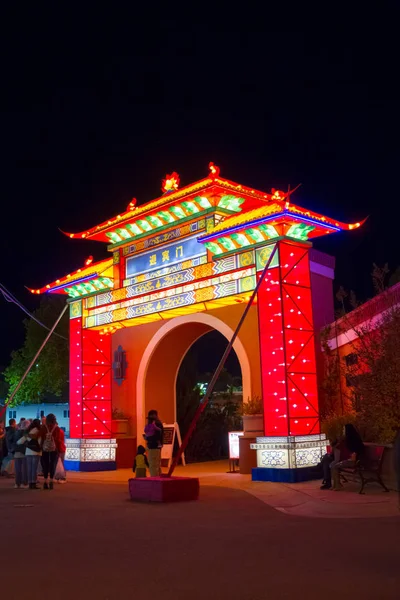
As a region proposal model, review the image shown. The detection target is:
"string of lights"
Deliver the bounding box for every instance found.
[0,282,68,341]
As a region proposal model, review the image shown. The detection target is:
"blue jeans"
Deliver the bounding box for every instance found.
[15,457,28,486]
[26,455,40,484]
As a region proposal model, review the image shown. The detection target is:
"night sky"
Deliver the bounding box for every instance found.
[1,12,399,368]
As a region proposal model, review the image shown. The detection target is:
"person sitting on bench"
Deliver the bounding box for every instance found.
[320,436,351,490]
[331,424,365,491]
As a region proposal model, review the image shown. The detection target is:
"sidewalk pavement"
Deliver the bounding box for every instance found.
[66,460,400,519]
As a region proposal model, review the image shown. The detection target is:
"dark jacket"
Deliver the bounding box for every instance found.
[5,427,18,454]
[145,420,164,450]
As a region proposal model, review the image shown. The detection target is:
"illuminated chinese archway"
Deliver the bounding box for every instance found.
[32,165,363,479]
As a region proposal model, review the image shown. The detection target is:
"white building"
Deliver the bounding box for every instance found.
[5,403,70,435]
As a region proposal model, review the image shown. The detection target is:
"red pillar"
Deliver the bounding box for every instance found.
[69,310,112,439]
[257,240,320,437]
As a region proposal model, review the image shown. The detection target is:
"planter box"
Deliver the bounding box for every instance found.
[111,419,129,437]
[243,414,264,436]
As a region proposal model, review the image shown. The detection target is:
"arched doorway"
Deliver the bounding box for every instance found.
[136,313,252,438]
[176,330,243,462]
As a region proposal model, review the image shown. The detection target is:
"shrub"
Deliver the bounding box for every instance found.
[241,396,263,415]
[112,408,129,420]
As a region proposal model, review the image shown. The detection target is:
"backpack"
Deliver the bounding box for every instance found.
[42,425,57,452]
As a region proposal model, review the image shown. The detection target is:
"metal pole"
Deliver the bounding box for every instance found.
[0,303,69,421]
[167,244,278,477]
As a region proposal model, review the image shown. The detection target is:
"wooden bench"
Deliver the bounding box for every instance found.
[339,444,390,494]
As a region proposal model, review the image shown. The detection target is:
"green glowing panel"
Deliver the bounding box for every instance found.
[239,275,256,293]
[136,219,152,232]
[64,287,81,298]
[231,233,251,247]
[106,231,122,243]
[286,223,315,240]
[181,201,200,215]
[218,195,245,212]
[194,196,212,209]
[115,228,131,240]
[245,228,265,243]
[157,211,175,223]
[65,276,113,298]
[170,205,186,219]
[259,224,279,238]
[99,277,113,287]
[255,244,279,271]
[217,236,237,251]
[204,241,224,255]
[146,215,163,228]
[126,222,143,235]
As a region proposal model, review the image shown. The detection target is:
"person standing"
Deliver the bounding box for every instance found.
[37,417,46,478]
[14,419,29,489]
[133,445,149,478]
[40,413,62,490]
[17,419,42,489]
[2,419,17,477]
[143,410,164,477]
[54,425,67,484]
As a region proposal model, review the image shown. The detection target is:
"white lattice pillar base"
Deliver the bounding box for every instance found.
[250,434,328,482]
[65,438,118,472]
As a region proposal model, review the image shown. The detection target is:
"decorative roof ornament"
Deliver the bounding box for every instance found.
[162,172,180,193]
[271,189,285,201]
[208,162,220,179]
[127,198,137,211]
[35,170,365,288]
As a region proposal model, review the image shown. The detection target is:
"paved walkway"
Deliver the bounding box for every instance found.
[1,473,400,600]
[67,460,400,519]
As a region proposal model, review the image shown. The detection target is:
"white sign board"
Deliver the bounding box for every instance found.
[228,431,244,460]
[161,422,185,468]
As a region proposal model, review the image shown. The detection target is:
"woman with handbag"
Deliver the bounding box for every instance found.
[54,425,67,484]
[17,419,42,489]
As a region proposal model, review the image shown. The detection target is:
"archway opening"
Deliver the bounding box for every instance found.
[139,313,252,463]
[176,330,243,464]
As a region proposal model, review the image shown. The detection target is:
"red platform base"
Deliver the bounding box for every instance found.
[128,476,200,503]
